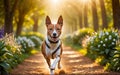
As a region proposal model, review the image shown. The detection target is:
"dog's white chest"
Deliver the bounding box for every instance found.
[45,40,61,58]
[45,46,61,58]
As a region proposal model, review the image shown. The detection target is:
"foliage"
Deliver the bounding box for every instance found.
[64,28,94,47]
[72,28,94,45]
[17,32,43,53]
[87,29,119,66]
[105,42,120,72]
[22,32,44,40]
[0,34,22,74]
[16,36,35,53]
[0,32,43,74]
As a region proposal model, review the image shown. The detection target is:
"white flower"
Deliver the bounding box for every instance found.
[115,33,118,36]
[106,32,109,35]
[103,44,106,47]
[112,42,115,45]
[99,31,103,35]
[98,45,101,48]
[109,35,112,40]
[105,38,108,41]
[99,35,101,38]
[113,39,116,41]
[100,41,103,43]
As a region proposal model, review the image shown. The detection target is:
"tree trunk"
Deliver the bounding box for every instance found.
[3,0,18,35]
[33,19,38,32]
[83,4,88,28]
[16,15,25,36]
[91,0,99,31]
[99,0,108,29]
[112,0,120,29]
[32,15,39,32]
[79,12,83,29]
[4,0,13,35]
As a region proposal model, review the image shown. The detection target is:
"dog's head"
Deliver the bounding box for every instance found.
[46,15,63,42]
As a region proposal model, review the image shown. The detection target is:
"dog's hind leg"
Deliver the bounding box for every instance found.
[58,58,62,69]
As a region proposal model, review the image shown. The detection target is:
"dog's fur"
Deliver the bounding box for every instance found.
[41,15,63,75]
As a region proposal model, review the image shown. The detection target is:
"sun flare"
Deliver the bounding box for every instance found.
[52,0,59,4]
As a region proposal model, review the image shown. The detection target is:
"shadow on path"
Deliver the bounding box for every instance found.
[11,46,120,75]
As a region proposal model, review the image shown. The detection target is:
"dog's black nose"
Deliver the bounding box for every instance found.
[53,33,57,37]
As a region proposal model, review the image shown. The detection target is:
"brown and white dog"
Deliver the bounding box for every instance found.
[41,15,63,75]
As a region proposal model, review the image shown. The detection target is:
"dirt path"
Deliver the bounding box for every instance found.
[11,46,120,75]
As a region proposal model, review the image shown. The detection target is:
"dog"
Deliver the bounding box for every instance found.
[41,15,63,75]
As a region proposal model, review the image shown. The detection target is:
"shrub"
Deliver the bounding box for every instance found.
[0,34,22,74]
[29,36,42,48]
[87,29,119,65]
[17,36,35,53]
[22,32,44,40]
[16,32,43,53]
[63,34,73,45]
[72,28,94,46]
[105,43,120,72]
[64,28,94,47]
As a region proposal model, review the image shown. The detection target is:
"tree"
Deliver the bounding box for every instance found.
[79,10,83,28]
[91,0,99,31]
[0,0,4,26]
[99,0,108,29]
[112,0,120,29]
[32,12,39,32]
[83,4,88,28]
[78,2,83,29]
[3,0,18,35]
[16,0,38,36]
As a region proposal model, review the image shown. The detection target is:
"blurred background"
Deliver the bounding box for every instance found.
[1,0,120,74]
[0,0,119,36]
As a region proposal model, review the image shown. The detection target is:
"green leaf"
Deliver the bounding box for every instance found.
[0,41,5,49]
[105,49,109,54]
[0,62,11,71]
[4,52,13,58]
[99,51,104,55]
[0,48,8,56]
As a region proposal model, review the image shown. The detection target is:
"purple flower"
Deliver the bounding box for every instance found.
[0,27,4,38]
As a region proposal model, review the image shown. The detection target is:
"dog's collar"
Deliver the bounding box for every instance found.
[45,40,61,59]
[48,38,59,43]
[45,39,60,49]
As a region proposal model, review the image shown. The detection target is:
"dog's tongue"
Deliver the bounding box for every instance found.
[52,37,57,41]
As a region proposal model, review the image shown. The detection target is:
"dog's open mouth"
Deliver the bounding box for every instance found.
[52,37,58,41]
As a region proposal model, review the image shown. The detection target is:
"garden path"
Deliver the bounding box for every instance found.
[11,46,120,75]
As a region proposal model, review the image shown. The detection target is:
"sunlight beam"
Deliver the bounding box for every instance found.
[81,0,90,4]
[52,0,59,4]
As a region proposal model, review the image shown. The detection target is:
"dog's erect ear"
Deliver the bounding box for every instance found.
[57,15,63,25]
[46,16,51,25]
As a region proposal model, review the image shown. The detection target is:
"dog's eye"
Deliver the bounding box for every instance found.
[49,28,53,31]
[57,28,60,30]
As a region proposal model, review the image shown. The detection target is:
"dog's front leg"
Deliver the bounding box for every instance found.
[51,56,60,70]
[58,57,62,69]
[45,58,51,68]
[50,69,54,75]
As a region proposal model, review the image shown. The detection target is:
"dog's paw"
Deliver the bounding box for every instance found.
[50,69,54,75]
[50,66,55,70]
[58,64,62,69]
